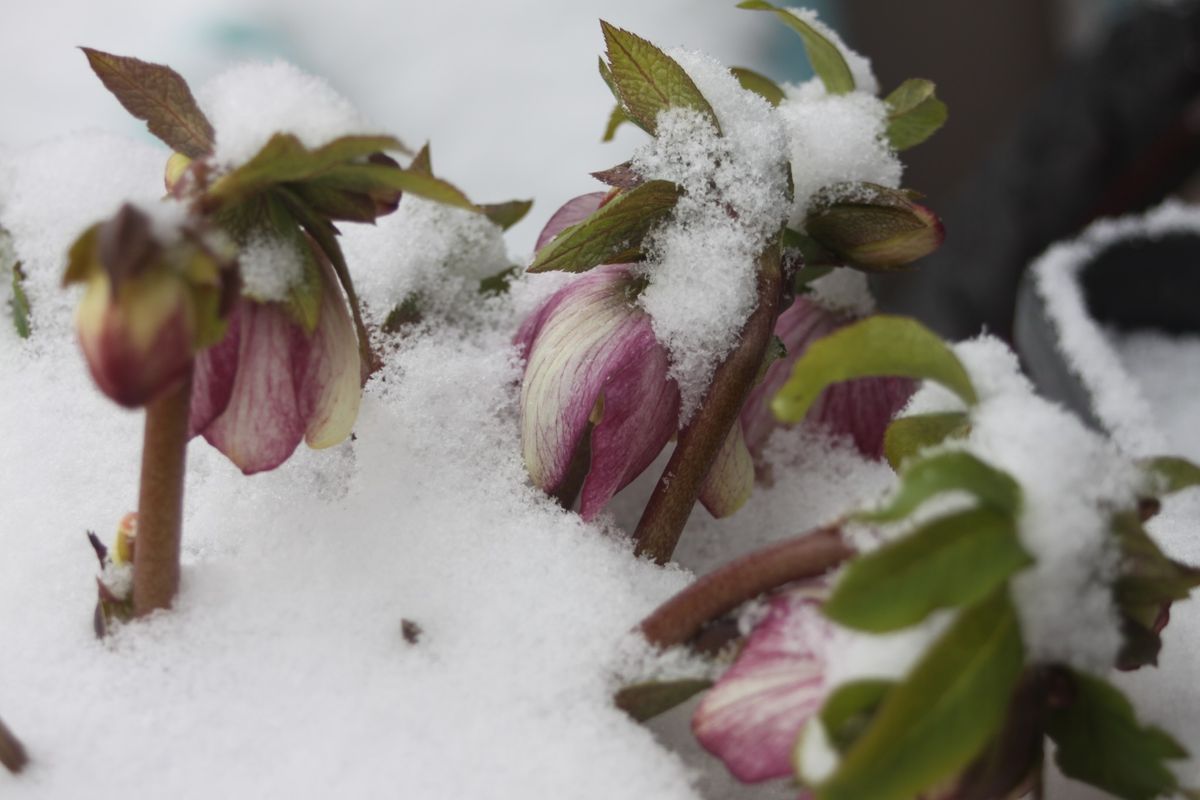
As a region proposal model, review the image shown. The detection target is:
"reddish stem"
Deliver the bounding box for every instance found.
[639,527,853,649]
[0,715,27,774]
[633,244,784,564]
[132,374,192,617]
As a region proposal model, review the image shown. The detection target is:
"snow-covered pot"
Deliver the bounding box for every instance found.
[1015,202,1200,456]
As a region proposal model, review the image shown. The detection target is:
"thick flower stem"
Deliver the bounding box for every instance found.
[132,374,192,617]
[0,714,27,774]
[639,527,852,650]
[633,245,784,564]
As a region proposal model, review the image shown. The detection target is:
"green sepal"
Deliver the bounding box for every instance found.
[1143,456,1200,495]
[527,180,680,274]
[771,315,978,423]
[614,678,712,723]
[883,412,970,470]
[825,507,1031,633]
[1047,669,1188,800]
[600,21,721,136]
[479,265,519,296]
[736,2,855,95]
[860,450,1022,523]
[62,224,101,286]
[9,263,31,340]
[819,679,893,753]
[813,589,1024,800]
[479,200,533,230]
[884,79,948,151]
[730,66,786,106]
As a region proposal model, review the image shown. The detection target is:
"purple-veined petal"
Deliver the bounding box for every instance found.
[519,264,673,511]
[189,302,242,437]
[201,301,310,474]
[534,192,606,253]
[698,423,755,518]
[298,245,361,449]
[693,583,831,784]
[578,323,679,519]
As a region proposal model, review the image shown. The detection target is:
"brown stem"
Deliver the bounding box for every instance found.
[0,715,27,774]
[639,527,853,649]
[633,244,784,564]
[132,373,192,617]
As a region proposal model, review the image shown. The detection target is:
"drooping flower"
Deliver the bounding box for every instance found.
[692,582,831,783]
[188,238,360,474]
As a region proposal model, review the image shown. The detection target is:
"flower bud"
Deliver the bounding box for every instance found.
[803,182,944,271]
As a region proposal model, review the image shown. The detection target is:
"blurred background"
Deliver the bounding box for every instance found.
[2,0,1198,340]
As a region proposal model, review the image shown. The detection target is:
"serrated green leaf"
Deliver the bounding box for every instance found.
[861,450,1022,523]
[771,316,977,423]
[9,263,31,339]
[1144,456,1200,495]
[1048,670,1187,800]
[527,180,680,274]
[81,48,214,158]
[614,678,712,722]
[819,679,892,753]
[600,21,720,135]
[884,79,948,151]
[479,199,533,230]
[883,412,970,470]
[826,508,1031,633]
[816,589,1024,800]
[730,66,786,106]
[737,2,855,95]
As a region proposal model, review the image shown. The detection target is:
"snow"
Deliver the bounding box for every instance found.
[237,234,305,302]
[200,60,366,167]
[632,49,791,421]
[785,7,879,96]
[806,268,875,317]
[1111,329,1200,462]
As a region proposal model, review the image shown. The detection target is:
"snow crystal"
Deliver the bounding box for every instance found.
[632,49,792,421]
[200,61,367,167]
[785,7,879,95]
[778,81,901,222]
[1111,330,1200,462]
[237,234,305,302]
[806,268,875,317]
[903,337,1142,670]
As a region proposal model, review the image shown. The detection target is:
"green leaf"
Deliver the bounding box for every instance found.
[614,678,712,722]
[861,450,1022,523]
[479,265,519,296]
[1048,670,1187,800]
[883,412,970,470]
[819,679,893,753]
[736,2,855,95]
[1144,456,1200,495]
[600,21,721,135]
[526,180,680,274]
[730,66,786,106]
[815,589,1025,800]
[9,263,31,339]
[602,104,633,142]
[260,193,322,333]
[771,316,978,423]
[479,199,533,230]
[81,48,215,158]
[825,508,1031,633]
[884,79,948,151]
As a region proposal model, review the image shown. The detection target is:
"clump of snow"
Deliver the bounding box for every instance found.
[1024,202,1200,456]
[235,234,305,302]
[785,7,879,95]
[903,336,1143,670]
[342,196,510,324]
[806,268,875,317]
[778,82,900,222]
[200,60,367,167]
[1111,329,1200,462]
[632,49,792,421]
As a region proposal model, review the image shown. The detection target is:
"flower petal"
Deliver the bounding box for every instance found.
[693,583,830,783]
[201,302,309,474]
[534,192,606,253]
[698,423,755,518]
[520,264,669,506]
[578,323,679,519]
[299,247,361,449]
[188,302,242,437]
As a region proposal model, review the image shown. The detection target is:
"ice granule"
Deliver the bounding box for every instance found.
[807,269,875,317]
[200,61,367,168]
[632,49,792,422]
[238,234,305,302]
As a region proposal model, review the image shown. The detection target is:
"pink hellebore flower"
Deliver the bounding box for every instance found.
[188,241,361,474]
[741,293,915,461]
[692,582,831,783]
[516,193,749,519]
